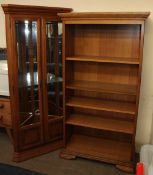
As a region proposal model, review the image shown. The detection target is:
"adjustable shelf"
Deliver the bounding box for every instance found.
[66,97,136,115]
[66,113,134,134]
[66,56,139,65]
[66,81,137,95]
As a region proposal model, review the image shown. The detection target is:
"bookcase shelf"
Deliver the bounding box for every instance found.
[66,80,137,95]
[59,12,150,173]
[66,56,140,65]
[66,113,134,134]
[66,97,136,115]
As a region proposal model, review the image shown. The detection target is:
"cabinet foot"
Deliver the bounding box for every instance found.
[60,151,76,160]
[116,164,134,173]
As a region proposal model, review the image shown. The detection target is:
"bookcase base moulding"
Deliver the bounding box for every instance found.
[58,12,150,173]
[60,149,133,173]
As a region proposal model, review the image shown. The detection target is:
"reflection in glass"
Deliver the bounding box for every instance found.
[46,22,63,117]
[16,20,39,126]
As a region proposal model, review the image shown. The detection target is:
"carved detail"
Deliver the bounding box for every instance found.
[60,151,76,160]
[116,164,134,173]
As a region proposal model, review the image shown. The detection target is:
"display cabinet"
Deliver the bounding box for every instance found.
[58,12,150,172]
[2,4,72,161]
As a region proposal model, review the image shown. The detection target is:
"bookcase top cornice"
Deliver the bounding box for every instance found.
[2,4,72,15]
[58,12,150,20]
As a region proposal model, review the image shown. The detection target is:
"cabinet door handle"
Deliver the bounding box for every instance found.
[0,115,3,121]
[0,104,4,109]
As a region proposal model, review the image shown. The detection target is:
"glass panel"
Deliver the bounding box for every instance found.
[46,22,63,117]
[16,20,40,126]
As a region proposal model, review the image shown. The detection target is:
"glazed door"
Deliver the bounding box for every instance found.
[13,18,43,151]
[42,19,63,143]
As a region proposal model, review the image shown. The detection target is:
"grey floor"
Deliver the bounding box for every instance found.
[0,130,134,175]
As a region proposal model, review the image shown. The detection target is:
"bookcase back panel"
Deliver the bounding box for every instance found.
[73,126,132,143]
[73,62,139,85]
[65,24,140,59]
[65,61,74,83]
[74,90,136,103]
[73,108,134,121]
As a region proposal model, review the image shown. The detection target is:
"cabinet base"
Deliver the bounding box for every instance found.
[13,140,63,162]
[60,149,134,173]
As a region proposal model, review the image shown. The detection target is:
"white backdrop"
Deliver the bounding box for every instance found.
[0,0,153,152]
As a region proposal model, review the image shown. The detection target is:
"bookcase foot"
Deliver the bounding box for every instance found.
[60,151,76,160]
[116,164,134,173]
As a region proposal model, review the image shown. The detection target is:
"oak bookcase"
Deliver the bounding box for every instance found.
[58,12,150,172]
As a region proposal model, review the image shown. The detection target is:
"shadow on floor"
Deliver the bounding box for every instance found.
[0,131,134,175]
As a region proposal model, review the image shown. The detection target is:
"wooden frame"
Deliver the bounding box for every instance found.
[2,4,72,161]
